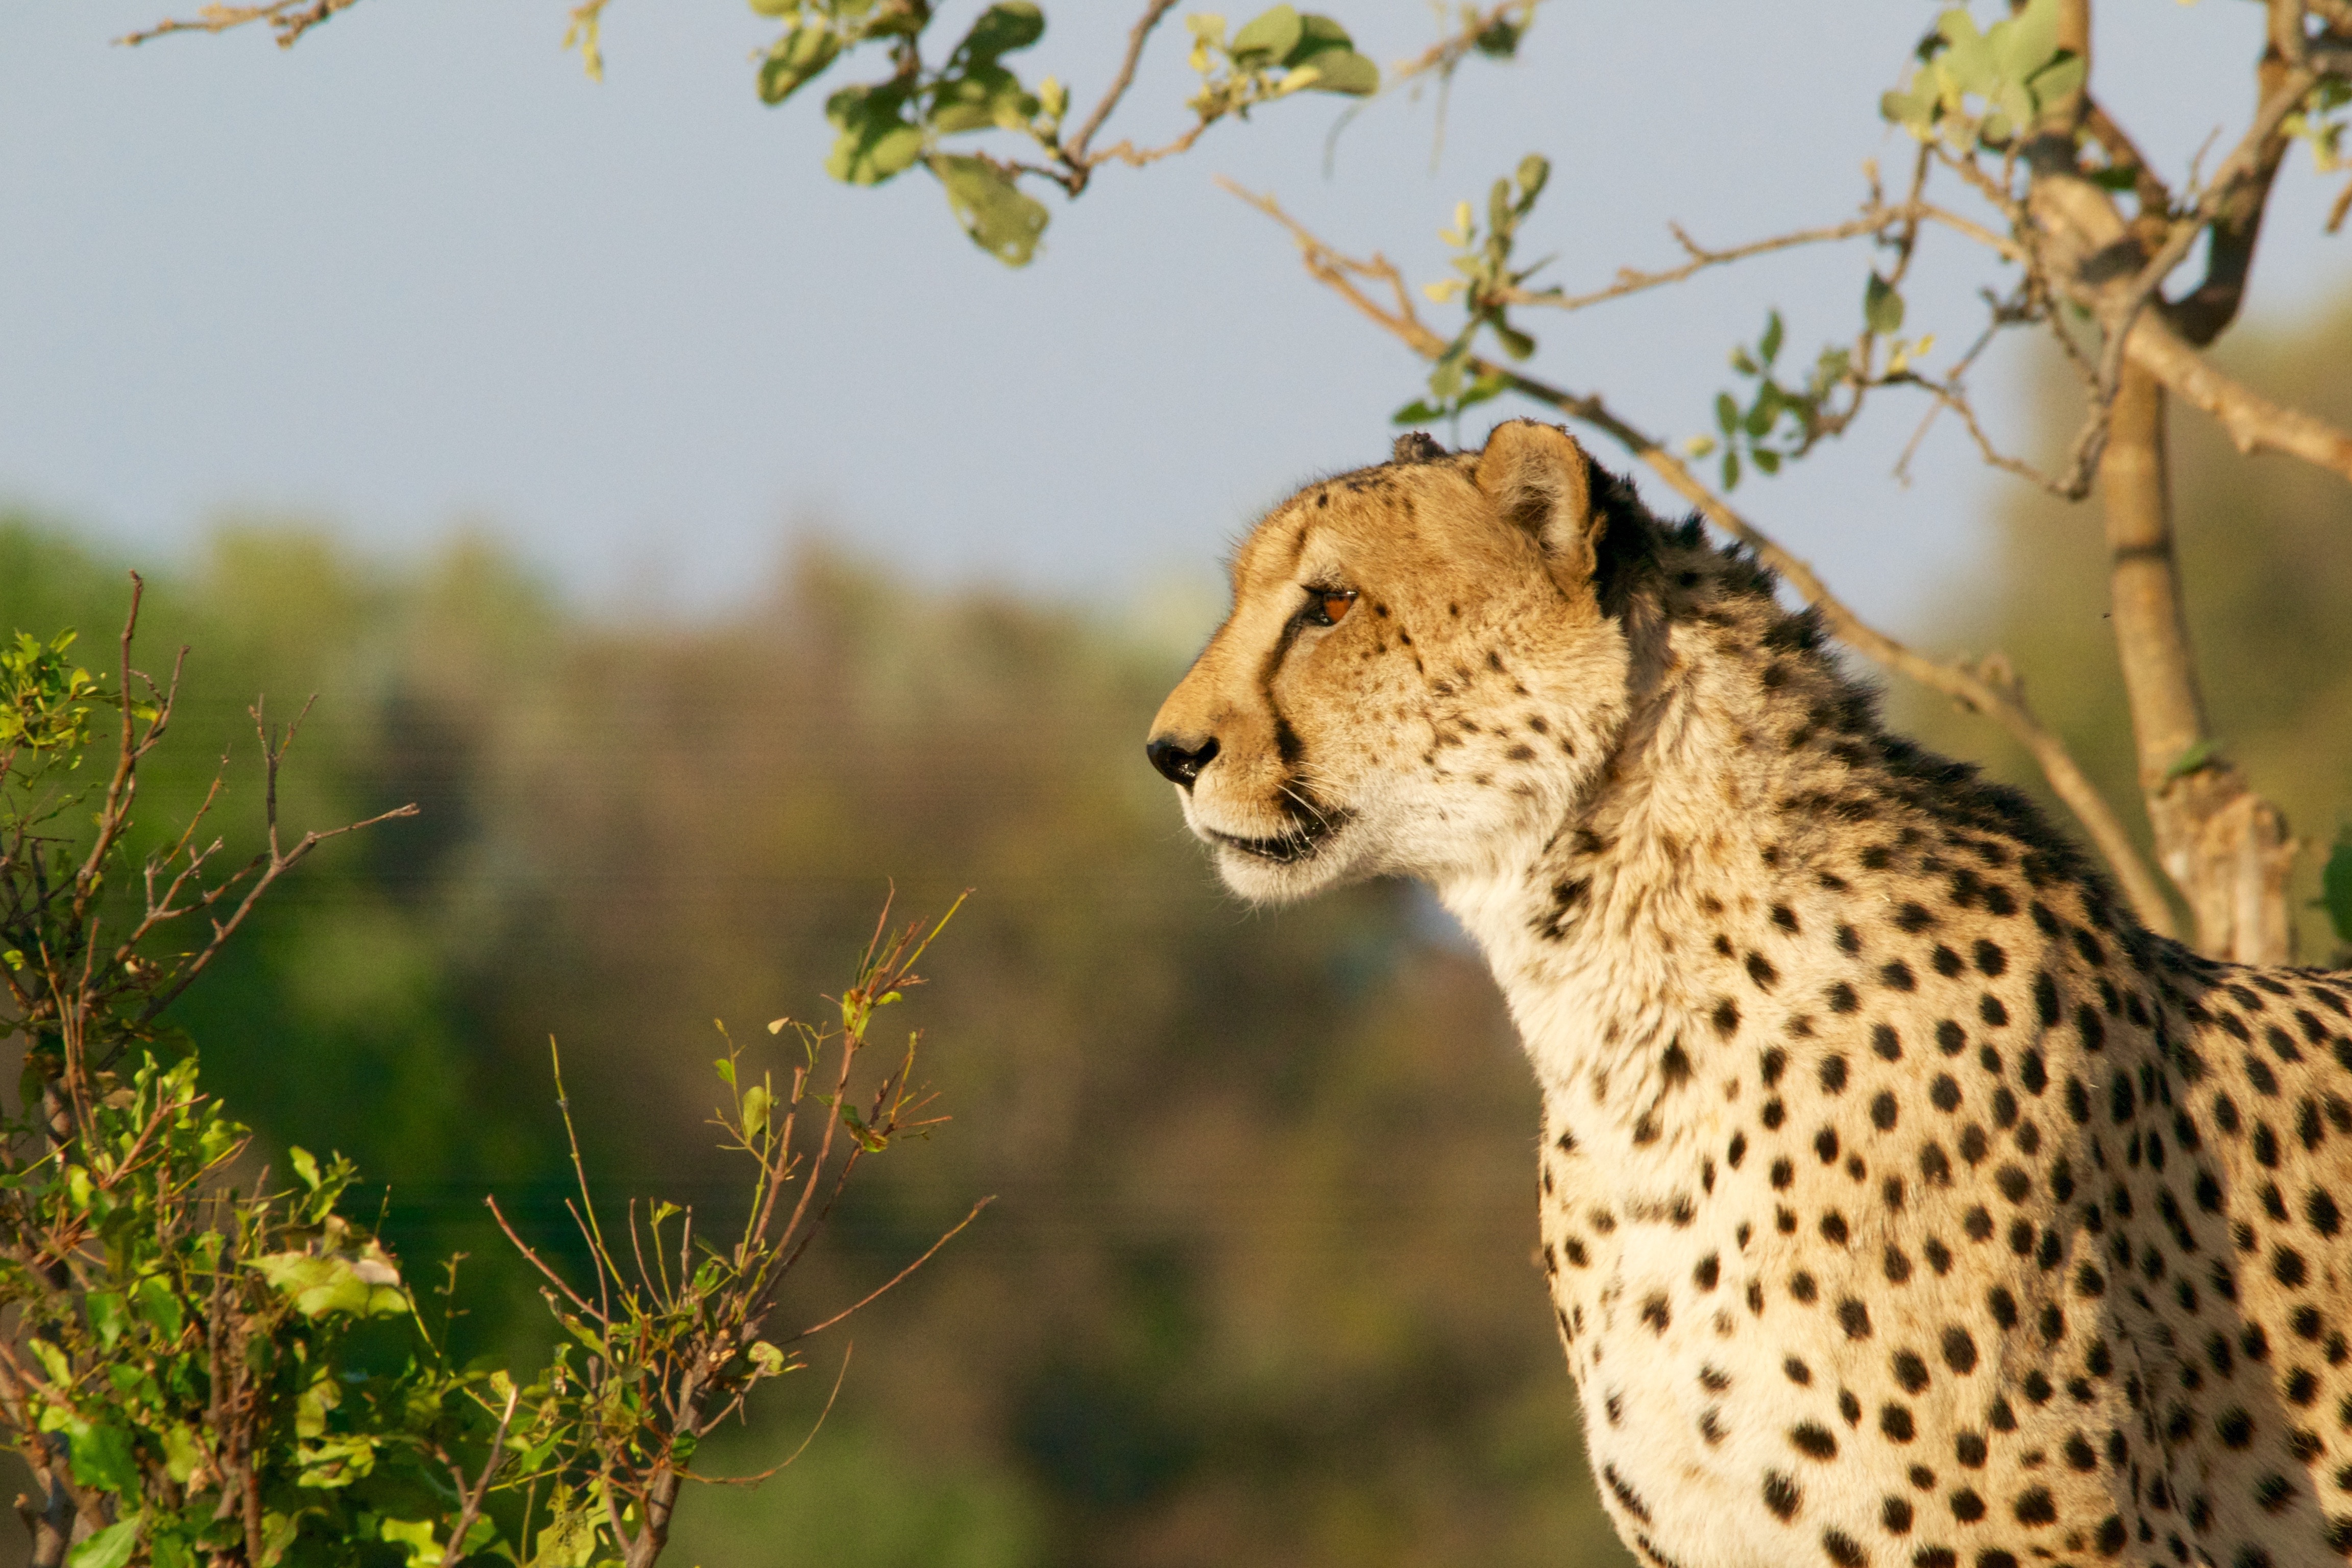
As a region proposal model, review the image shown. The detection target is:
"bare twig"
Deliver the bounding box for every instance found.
[116,0,359,48]
[1222,181,2179,934]
[1065,1,1181,174]
[782,1196,992,1344]
[438,1386,520,1568]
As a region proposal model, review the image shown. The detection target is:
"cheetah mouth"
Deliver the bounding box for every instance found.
[1205,808,1352,865]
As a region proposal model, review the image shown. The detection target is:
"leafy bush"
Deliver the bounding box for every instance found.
[0,584,970,1567]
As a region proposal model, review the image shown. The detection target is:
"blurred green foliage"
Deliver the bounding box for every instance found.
[0,524,1627,1568]
[1894,291,2352,965]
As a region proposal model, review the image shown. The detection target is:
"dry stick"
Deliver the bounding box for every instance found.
[115,0,358,48]
[783,1197,993,1344]
[438,1386,520,1568]
[1065,0,1181,173]
[1219,180,2180,937]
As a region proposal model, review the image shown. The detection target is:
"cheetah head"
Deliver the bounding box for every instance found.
[1146,420,1652,903]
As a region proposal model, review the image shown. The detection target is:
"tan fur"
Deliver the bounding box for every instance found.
[1150,421,2352,1568]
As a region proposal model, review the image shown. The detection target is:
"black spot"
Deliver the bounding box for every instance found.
[2012,1488,2055,1526]
[1950,1489,1986,1523]
[1748,952,1781,990]
[1931,1076,1962,1113]
[2218,1408,2255,1449]
[1893,1352,1931,1393]
[1714,998,1742,1037]
[1883,1496,1915,1533]
[1817,1128,1842,1164]
[2311,1189,2344,1237]
[1765,1472,1803,1520]
[1872,1093,1901,1131]
[1793,1422,1840,1460]
[1840,1299,1874,1339]
[1822,1056,1850,1093]
[1824,1530,1867,1568]
[1942,1328,1978,1374]
[1828,983,1860,1015]
[1882,961,1918,992]
[1883,1404,1918,1442]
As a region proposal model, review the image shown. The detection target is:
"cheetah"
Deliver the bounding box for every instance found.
[1146,420,2352,1568]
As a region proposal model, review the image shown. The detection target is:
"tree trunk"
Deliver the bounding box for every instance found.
[2099,360,2296,963]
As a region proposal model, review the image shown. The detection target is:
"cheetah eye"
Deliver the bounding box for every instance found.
[1302,588,1358,628]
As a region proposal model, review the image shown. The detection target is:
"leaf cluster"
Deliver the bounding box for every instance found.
[1880,0,2084,151]
[0,593,973,1568]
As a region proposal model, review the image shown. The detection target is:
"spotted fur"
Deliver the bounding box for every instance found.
[1148,421,2352,1568]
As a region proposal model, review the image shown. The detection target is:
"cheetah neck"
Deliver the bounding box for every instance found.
[1435,582,1898,1194]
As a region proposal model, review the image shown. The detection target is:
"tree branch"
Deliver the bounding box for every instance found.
[1064,0,1180,176]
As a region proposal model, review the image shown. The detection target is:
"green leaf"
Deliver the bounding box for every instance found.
[929,64,1038,136]
[932,155,1049,266]
[2027,53,2087,114]
[1288,12,1354,61]
[1392,400,1448,425]
[824,84,924,186]
[2165,738,2219,779]
[2320,836,2352,944]
[1721,449,1742,491]
[1864,274,1905,335]
[1758,311,1784,364]
[760,24,843,106]
[253,1253,407,1319]
[85,1290,128,1350]
[289,1145,321,1191]
[953,3,1044,65]
[1752,448,1781,475]
[741,1084,772,1138]
[1515,154,1551,202]
[68,1516,140,1568]
[1230,5,1304,65]
[713,1057,735,1087]
[1492,322,1536,361]
[1935,10,1996,96]
[1294,49,1378,94]
[1714,392,1739,436]
[68,1423,140,1496]
[1992,0,2062,87]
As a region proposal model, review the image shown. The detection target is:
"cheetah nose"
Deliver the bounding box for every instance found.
[1146,732,1219,789]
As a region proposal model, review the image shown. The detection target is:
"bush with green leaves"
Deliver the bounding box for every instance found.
[0,587,973,1567]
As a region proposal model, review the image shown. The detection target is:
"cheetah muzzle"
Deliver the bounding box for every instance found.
[1148,420,2352,1568]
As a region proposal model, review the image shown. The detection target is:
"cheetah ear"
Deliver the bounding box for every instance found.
[1474,420,1604,585]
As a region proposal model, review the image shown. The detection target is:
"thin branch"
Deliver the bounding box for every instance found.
[1498,201,2021,316]
[1222,181,2179,935]
[115,0,359,48]
[2124,313,2352,484]
[1066,1,1180,172]
[781,1197,991,1345]
[438,1386,519,1568]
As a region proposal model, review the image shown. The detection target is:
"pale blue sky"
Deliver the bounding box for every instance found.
[1,1,2344,629]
